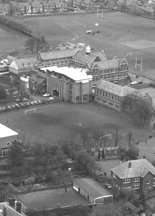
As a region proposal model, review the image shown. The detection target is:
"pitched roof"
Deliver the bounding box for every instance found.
[39,48,79,61]
[111,159,155,179]
[0,203,23,216]
[10,57,38,70]
[96,79,137,97]
[92,58,128,69]
[73,50,104,66]
[74,178,113,199]
[0,123,18,139]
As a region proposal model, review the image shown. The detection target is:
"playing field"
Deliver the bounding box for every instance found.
[21,11,155,78]
[0,102,152,146]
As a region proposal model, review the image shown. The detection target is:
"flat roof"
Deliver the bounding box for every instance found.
[17,188,89,211]
[0,124,18,138]
[40,66,92,82]
[74,178,113,199]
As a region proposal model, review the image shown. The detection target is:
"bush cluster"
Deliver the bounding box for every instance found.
[0,16,33,36]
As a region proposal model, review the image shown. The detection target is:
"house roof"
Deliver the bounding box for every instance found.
[96,79,137,97]
[111,159,155,179]
[73,50,105,66]
[41,66,92,82]
[92,58,128,70]
[9,57,38,70]
[39,48,79,61]
[0,203,23,216]
[74,178,113,199]
[0,123,18,138]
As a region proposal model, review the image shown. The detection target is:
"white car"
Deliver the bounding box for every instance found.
[43,93,50,97]
[86,30,93,34]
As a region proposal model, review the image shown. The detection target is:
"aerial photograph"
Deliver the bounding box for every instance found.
[1,0,155,215]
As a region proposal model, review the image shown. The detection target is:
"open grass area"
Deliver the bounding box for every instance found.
[0,102,152,146]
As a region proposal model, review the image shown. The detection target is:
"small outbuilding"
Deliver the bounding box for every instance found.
[73,178,113,204]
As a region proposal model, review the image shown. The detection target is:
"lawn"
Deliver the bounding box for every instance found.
[0,102,152,146]
[17,187,89,210]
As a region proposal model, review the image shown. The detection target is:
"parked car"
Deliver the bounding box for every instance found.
[43,93,50,97]
[15,104,21,109]
[23,98,29,101]
[86,30,93,34]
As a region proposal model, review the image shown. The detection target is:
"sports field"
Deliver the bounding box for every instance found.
[21,12,155,78]
[0,102,152,146]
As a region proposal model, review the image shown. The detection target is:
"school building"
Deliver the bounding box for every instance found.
[40,66,93,103]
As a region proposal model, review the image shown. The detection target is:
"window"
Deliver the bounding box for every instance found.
[76,96,80,101]
[103,92,105,96]
[83,94,88,101]
[1,149,8,157]
[123,179,130,184]
[153,182,155,187]
[105,93,107,97]
[100,91,102,95]
[102,99,107,103]
[133,184,140,190]
[118,97,120,102]
[147,179,150,184]
[112,95,114,100]
[115,104,120,109]
[133,178,140,182]
[96,90,98,94]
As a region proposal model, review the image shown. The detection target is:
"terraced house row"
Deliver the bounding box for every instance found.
[0,0,96,15]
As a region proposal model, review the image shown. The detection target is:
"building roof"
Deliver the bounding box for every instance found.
[41,66,92,82]
[111,159,155,179]
[92,58,128,70]
[73,178,113,199]
[73,50,106,67]
[0,123,18,138]
[9,57,38,71]
[39,48,79,61]
[0,203,23,216]
[96,79,137,97]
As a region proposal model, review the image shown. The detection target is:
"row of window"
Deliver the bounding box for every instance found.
[96,90,120,102]
[92,67,128,74]
[96,97,120,109]
[92,72,127,82]
[76,94,89,102]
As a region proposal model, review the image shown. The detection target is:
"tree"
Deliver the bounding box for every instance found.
[127,144,139,159]
[8,140,25,167]
[25,36,49,54]
[0,85,7,100]
[126,130,134,147]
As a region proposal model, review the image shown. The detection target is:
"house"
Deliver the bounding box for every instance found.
[94,79,137,111]
[31,1,43,13]
[0,3,10,15]
[73,178,113,203]
[40,66,92,103]
[90,57,128,84]
[0,123,18,157]
[71,47,107,68]
[9,57,38,76]
[37,48,80,67]
[23,2,32,14]
[111,159,155,193]
[0,199,24,216]
[41,0,55,12]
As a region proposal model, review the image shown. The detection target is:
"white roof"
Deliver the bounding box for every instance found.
[0,124,18,138]
[40,66,92,83]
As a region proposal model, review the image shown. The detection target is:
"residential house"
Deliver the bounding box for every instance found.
[23,2,32,14]
[31,1,43,13]
[0,3,10,15]
[41,0,55,12]
[71,47,107,68]
[40,66,92,103]
[9,57,38,76]
[0,123,18,157]
[111,159,155,193]
[73,178,113,203]
[94,79,137,111]
[0,199,25,216]
[15,3,27,15]
[90,57,128,84]
[37,48,80,67]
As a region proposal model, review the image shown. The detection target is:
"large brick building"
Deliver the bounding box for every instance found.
[94,79,137,111]
[40,66,92,103]
[111,159,155,193]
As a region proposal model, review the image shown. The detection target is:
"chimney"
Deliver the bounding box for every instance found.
[128,161,132,168]
[16,201,22,213]
[8,198,15,208]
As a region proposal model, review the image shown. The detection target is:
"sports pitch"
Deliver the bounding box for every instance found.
[0,102,152,146]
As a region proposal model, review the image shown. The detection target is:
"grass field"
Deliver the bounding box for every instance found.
[21,12,155,78]
[0,102,152,146]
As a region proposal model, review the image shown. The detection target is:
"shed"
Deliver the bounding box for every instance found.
[73,178,113,204]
